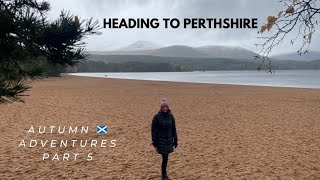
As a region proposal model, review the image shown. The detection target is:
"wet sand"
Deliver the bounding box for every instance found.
[1,75,320,180]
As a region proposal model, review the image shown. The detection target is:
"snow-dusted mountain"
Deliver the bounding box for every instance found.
[117,41,162,52]
[89,41,258,60]
[148,45,208,58]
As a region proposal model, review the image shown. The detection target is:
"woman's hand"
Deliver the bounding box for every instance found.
[174,139,178,149]
[150,142,157,150]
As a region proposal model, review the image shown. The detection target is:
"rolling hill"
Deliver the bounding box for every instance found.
[272,51,320,61]
[146,45,208,58]
[84,41,320,72]
[196,45,257,59]
[90,41,258,60]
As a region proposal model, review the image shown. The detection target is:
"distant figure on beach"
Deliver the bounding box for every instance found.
[151,98,178,180]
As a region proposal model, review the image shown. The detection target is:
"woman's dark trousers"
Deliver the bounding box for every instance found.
[161,153,169,176]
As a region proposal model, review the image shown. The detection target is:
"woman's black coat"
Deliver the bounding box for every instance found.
[151,111,178,154]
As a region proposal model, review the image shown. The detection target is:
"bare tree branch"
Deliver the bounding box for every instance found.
[256,0,320,72]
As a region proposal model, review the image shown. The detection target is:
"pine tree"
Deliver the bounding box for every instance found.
[0,0,100,104]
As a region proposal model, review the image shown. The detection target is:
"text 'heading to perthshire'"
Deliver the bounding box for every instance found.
[102,18,259,29]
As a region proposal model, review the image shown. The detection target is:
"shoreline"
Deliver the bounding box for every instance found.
[68,74,320,90]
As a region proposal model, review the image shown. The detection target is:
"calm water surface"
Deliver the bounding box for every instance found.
[69,70,320,89]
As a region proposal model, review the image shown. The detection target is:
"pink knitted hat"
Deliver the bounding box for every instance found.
[160,98,169,108]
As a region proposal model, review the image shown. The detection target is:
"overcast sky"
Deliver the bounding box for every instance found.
[46,0,319,55]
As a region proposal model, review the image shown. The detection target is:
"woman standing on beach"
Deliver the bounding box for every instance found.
[151,98,178,180]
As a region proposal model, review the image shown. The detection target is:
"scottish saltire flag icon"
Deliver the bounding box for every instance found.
[97,125,108,134]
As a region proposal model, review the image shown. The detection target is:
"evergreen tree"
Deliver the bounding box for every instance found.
[0,0,100,104]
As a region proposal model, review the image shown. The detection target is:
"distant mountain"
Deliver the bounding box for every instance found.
[147,45,209,58]
[117,41,162,52]
[85,54,258,71]
[272,51,320,61]
[82,54,320,72]
[89,43,258,60]
[196,45,256,59]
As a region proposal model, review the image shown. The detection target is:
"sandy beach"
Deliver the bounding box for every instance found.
[1,75,320,180]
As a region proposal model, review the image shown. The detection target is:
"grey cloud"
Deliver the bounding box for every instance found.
[46,0,319,54]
